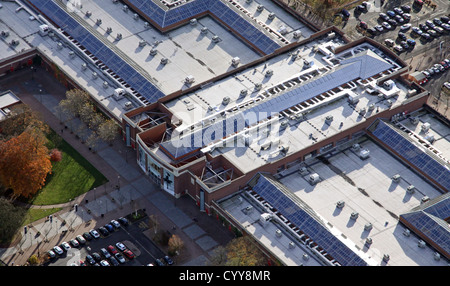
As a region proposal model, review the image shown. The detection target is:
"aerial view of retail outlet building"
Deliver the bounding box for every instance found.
[0,0,448,267]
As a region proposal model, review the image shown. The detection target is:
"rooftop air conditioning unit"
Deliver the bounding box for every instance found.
[325,115,333,124]
[124,101,133,110]
[293,30,302,39]
[116,33,122,40]
[244,205,253,214]
[299,167,308,174]
[222,96,230,105]
[350,212,359,220]
[392,174,401,182]
[254,83,262,91]
[81,63,87,70]
[421,196,430,204]
[106,27,112,34]
[364,223,372,231]
[92,72,98,79]
[10,39,19,46]
[302,253,309,260]
[309,173,320,185]
[149,48,157,56]
[201,27,208,34]
[239,89,248,97]
[359,149,370,160]
[259,213,272,227]
[133,13,139,20]
[403,229,411,237]
[421,122,430,132]
[185,75,195,84]
[39,24,49,36]
[68,51,75,58]
[352,143,360,151]
[1,30,9,37]
[96,19,102,25]
[85,11,92,17]
[359,107,367,115]
[336,200,345,208]
[365,237,373,245]
[327,32,336,39]
[265,69,273,77]
[280,120,288,129]
[57,42,63,50]
[160,58,168,65]
[268,13,275,20]
[406,185,415,194]
[279,26,288,35]
[123,5,129,12]
[114,88,126,100]
[368,103,375,111]
[139,40,147,47]
[190,19,197,26]
[382,254,390,262]
[103,81,109,89]
[383,80,394,90]
[409,117,419,124]
[231,57,240,67]
[288,241,295,249]
[257,5,264,12]
[434,252,441,261]
[212,35,220,43]
[144,22,150,29]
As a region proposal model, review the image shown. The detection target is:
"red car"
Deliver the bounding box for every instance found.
[123,249,135,259]
[107,245,118,255]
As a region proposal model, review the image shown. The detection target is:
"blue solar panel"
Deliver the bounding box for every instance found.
[370,120,450,191]
[251,174,368,266]
[27,0,166,103]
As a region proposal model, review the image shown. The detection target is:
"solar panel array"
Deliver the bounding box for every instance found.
[370,120,450,191]
[28,0,166,103]
[400,193,450,256]
[126,0,281,55]
[251,174,368,266]
[160,52,394,159]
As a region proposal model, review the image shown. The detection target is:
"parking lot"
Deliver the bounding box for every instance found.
[45,213,169,266]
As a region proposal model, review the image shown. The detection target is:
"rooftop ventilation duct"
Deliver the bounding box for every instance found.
[190,19,197,26]
[160,58,168,65]
[257,5,264,12]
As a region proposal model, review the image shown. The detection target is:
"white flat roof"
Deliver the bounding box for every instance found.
[277,138,447,266]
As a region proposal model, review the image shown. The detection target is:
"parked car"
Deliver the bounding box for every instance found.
[367,27,377,35]
[104,223,114,233]
[100,248,111,259]
[442,23,450,31]
[47,250,56,259]
[398,32,407,40]
[384,39,394,47]
[395,15,404,24]
[407,39,416,47]
[116,242,126,251]
[421,33,431,40]
[400,23,411,31]
[85,255,96,265]
[394,45,403,53]
[401,5,411,12]
[388,19,398,27]
[60,242,71,252]
[428,29,438,37]
[341,9,350,19]
[393,7,403,15]
[422,71,430,78]
[123,249,135,259]
[109,257,119,266]
[433,18,443,26]
[115,253,126,264]
[434,26,444,34]
[89,229,100,239]
[83,232,93,241]
[426,20,436,29]
[440,16,449,24]
[402,13,411,22]
[379,13,390,21]
[444,82,450,89]
[386,10,396,18]
[100,260,110,266]
[69,239,79,248]
[412,26,423,35]
[118,217,129,226]
[98,226,109,236]
[111,220,121,229]
[92,252,102,262]
[382,22,392,30]
[400,41,409,49]
[155,258,165,266]
[107,245,118,255]
[76,235,86,245]
[419,23,429,31]
[359,21,368,29]
[375,25,384,32]
[163,255,174,265]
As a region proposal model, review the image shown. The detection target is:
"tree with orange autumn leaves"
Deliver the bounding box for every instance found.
[0,130,52,199]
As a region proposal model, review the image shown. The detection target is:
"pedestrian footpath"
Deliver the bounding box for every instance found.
[0,68,235,266]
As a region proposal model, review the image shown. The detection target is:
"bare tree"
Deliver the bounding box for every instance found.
[98,119,119,146]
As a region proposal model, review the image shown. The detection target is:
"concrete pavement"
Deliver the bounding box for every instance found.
[0,67,235,266]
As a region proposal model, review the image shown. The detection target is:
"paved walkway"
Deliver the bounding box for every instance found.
[0,67,235,266]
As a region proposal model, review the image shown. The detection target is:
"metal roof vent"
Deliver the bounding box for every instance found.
[1,31,9,38]
[245,0,252,3]
[81,63,87,70]
[57,42,63,49]
[212,35,221,43]
[265,69,273,77]
[382,254,390,262]
[350,211,359,220]
[280,120,288,129]
[359,149,370,160]
[239,89,248,97]
[133,13,139,20]
[418,240,426,248]
[144,22,150,29]
[302,253,309,260]
[96,19,102,25]
[160,58,168,65]
[9,39,19,46]
[103,81,109,89]
[365,237,373,245]
[403,229,411,237]
[185,75,195,84]
[85,11,92,17]
[112,0,119,3]
[275,229,282,237]
[406,185,415,194]
[116,33,122,40]
[288,241,295,249]
[293,30,302,39]
[123,5,128,12]
[352,143,360,151]
[92,72,98,79]
[392,174,401,182]
[190,19,197,26]
[201,27,208,34]
[325,115,333,124]
[68,51,75,58]
[106,27,112,34]
[149,48,157,56]
[421,196,430,204]
[364,223,372,231]
[254,83,262,91]
[231,57,240,67]
[257,4,264,12]
[336,200,345,208]
[243,205,253,214]
[434,252,441,261]
[268,13,275,20]
[139,40,147,47]
[222,96,230,105]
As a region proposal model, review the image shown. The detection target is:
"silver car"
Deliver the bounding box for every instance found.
[89,229,100,239]
[53,246,63,255]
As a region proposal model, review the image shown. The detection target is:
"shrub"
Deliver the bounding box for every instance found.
[49,149,62,162]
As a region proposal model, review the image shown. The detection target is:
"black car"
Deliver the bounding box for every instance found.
[441,16,449,24]
[92,252,102,262]
[163,255,174,266]
[118,217,129,226]
[393,7,403,15]
[85,255,96,265]
[83,232,93,241]
[398,32,407,40]
[367,28,377,35]
[401,5,411,12]
[155,259,165,266]
[388,19,398,27]
[419,23,429,31]
[109,257,119,266]
[433,18,442,26]
[421,33,431,40]
[428,29,438,37]
[394,15,404,24]
[400,41,409,49]
[379,13,390,21]
[98,226,109,236]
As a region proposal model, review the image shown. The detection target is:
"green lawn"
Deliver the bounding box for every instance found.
[29,129,108,205]
[22,207,62,227]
